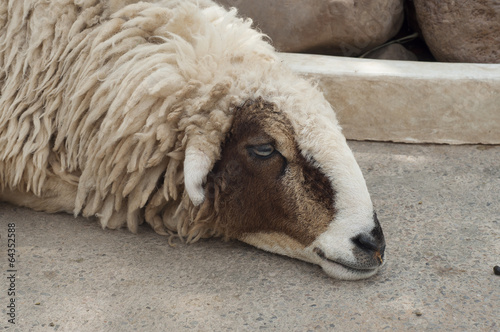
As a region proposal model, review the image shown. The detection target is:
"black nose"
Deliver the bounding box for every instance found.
[351,213,386,261]
[352,233,381,252]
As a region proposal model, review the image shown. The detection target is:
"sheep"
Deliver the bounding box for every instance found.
[0,0,385,280]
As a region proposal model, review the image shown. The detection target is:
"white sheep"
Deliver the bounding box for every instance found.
[0,0,385,280]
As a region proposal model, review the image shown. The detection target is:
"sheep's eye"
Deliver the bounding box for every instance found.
[248,144,275,159]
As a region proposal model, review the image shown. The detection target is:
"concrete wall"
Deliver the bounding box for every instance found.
[283,53,500,144]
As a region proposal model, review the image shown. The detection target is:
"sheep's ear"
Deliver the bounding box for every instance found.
[184,147,212,206]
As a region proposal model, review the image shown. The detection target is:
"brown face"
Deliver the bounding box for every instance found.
[204,98,336,247]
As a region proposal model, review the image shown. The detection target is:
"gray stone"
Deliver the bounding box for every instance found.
[216,0,404,56]
[413,0,500,63]
[364,43,418,61]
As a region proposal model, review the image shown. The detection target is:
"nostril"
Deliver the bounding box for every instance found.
[352,233,379,253]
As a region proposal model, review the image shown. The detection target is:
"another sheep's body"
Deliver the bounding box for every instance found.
[0,0,385,280]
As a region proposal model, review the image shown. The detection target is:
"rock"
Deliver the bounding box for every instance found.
[413,0,500,63]
[216,0,404,56]
[364,43,418,61]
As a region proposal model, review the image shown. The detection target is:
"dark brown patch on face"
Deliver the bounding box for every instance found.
[202,98,336,247]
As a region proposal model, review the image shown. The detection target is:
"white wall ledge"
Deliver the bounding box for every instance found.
[282,53,500,144]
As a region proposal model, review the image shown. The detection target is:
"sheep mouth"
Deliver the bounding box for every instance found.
[313,247,378,274]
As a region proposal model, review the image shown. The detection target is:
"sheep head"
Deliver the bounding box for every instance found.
[185,98,385,280]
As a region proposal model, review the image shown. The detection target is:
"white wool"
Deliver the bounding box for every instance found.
[0,0,277,238]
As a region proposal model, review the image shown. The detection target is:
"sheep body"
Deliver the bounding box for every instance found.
[0,0,271,236]
[0,0,385,279]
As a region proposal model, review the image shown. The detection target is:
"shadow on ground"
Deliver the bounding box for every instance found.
[1,142,499,331]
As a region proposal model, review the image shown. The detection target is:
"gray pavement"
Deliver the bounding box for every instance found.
[1,141,499,331]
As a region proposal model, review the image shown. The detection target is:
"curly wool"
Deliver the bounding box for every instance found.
[0,0,283,239]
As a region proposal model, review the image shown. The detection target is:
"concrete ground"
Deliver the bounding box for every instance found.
[1,141,499,331]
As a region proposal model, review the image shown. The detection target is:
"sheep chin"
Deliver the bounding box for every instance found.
[317,259,381,281]
[238,232,309,262]
[238,232,382,280]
